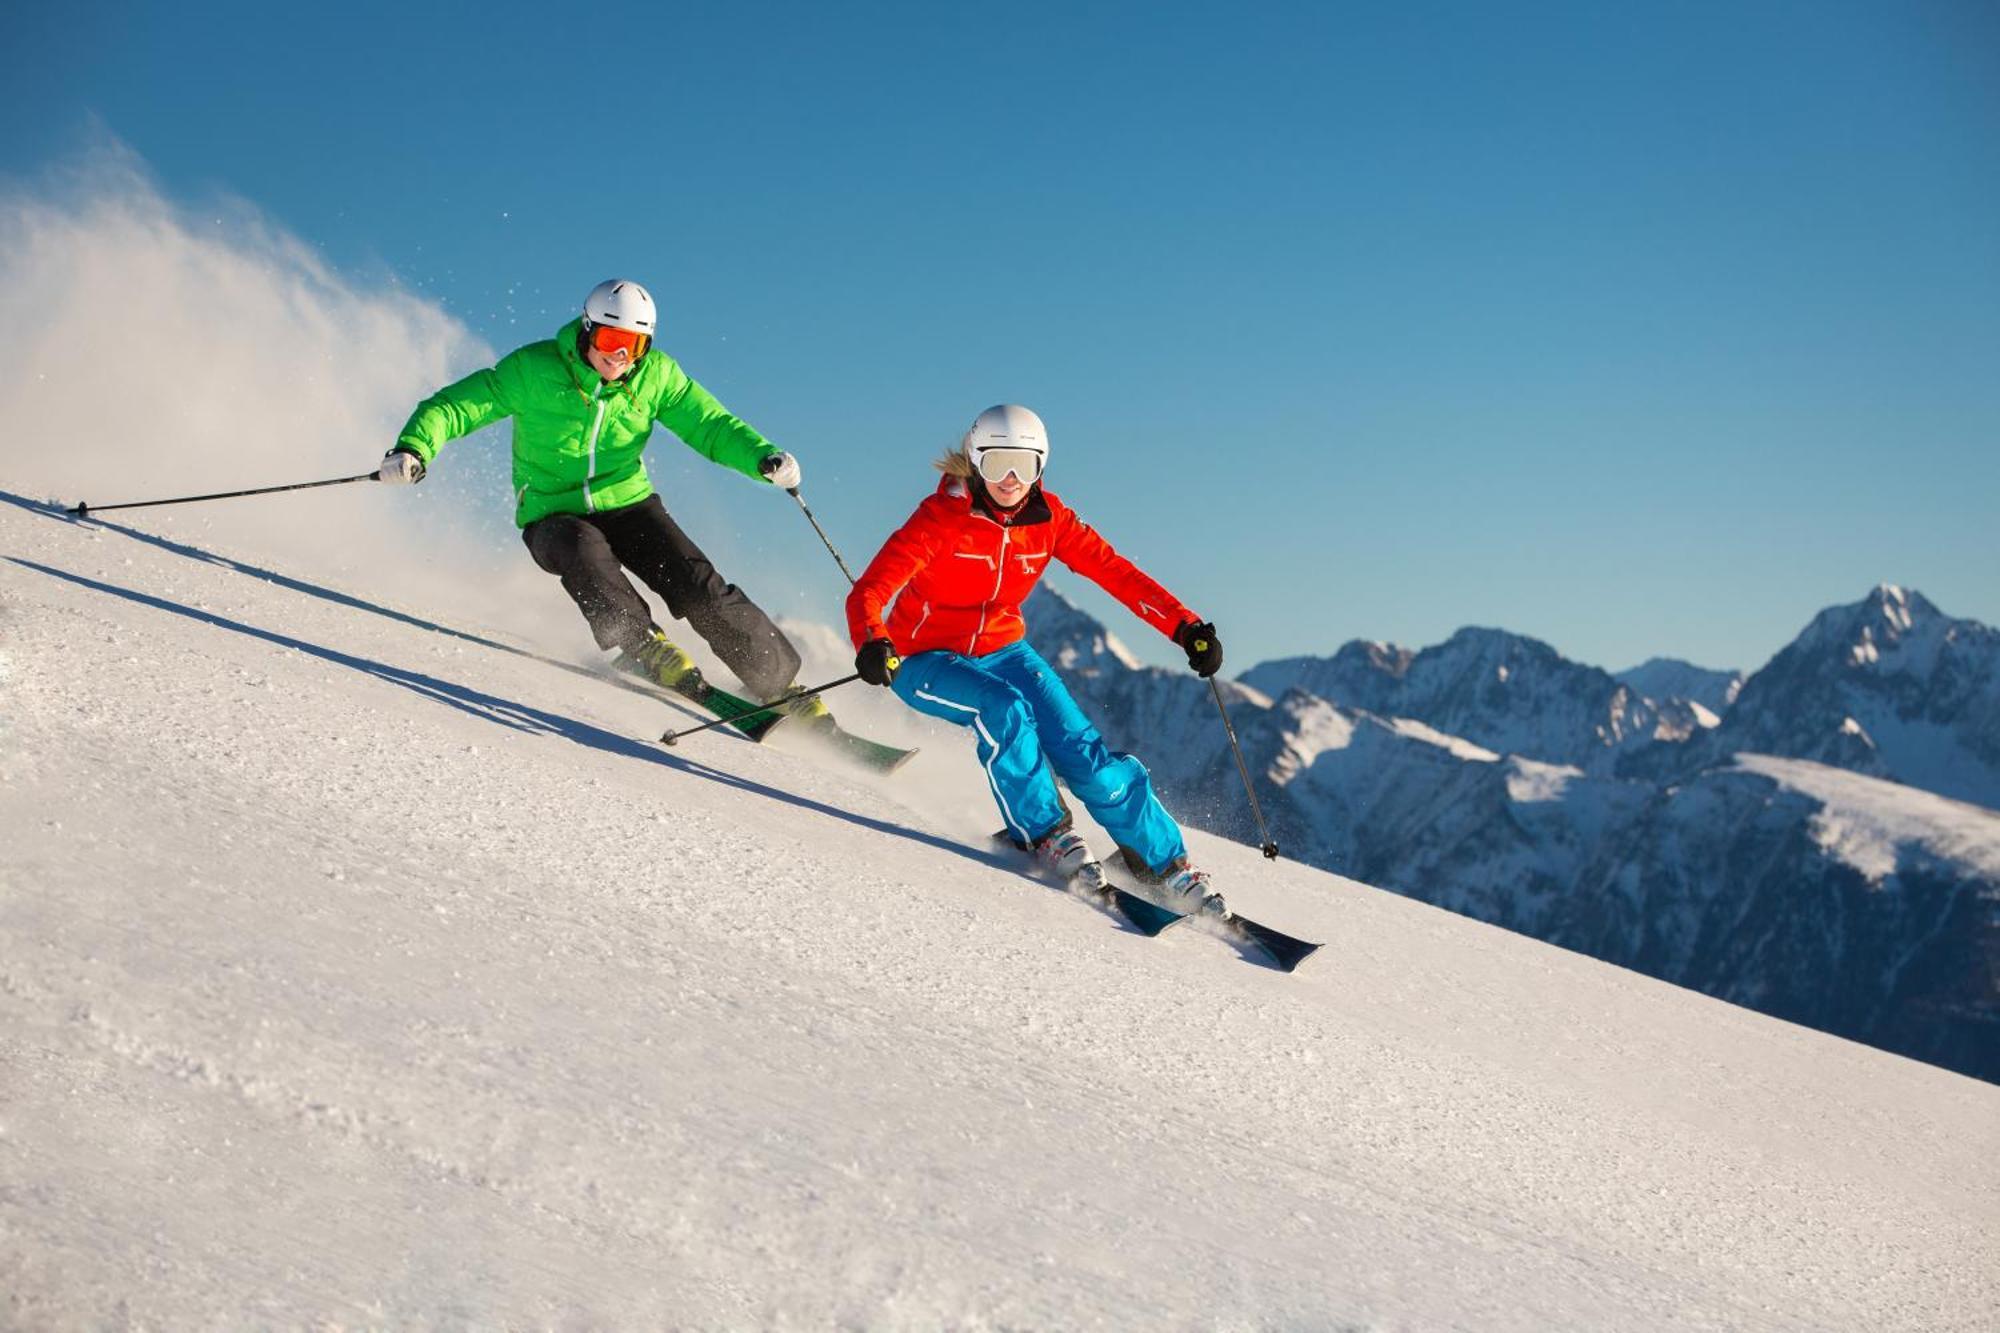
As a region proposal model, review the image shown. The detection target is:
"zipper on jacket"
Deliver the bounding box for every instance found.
[583,385,607,513]
[970,527,1010,652]
[909,600,933,641]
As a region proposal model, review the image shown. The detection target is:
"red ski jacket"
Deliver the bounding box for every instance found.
[846,476,1197,659]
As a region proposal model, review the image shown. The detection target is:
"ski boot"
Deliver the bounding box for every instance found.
[615,627,705,700]
[764,684,838,734]
[1122,851,1228,919]
[1033,826,1110,892]
[760,682,919,773]
[1160,863,1229,918]
[994,828,1178,934]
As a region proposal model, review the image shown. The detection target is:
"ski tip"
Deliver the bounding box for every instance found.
[1268,942,1323,973]
[1228,917,1323,973]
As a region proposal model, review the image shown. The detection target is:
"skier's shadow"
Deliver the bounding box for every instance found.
[0,488,701,720]
[7,555,988,870]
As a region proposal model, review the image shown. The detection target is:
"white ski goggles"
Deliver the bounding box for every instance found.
[974,447,1044,485]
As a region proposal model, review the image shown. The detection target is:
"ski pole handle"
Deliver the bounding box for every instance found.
[789,487,859,586]
[1209,676,1280,860]
[70,472,380,517]
[660,672,864,745]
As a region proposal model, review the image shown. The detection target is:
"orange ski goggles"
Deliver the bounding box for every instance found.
[586,323,651,364]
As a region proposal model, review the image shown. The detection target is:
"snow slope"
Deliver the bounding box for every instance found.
[3,492,1996,1328]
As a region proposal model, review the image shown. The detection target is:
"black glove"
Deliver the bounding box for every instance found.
[1175,620,1223,677]
[856,637,901,687]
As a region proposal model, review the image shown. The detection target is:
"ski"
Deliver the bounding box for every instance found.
[993,833,1185,936]
[790,717,920,775]
[636,668,918,766]
[757,684,919,774]
[1103,854,1323,973]
[681,679,792,743]
[1102,884,1186,937]
[602,666,789,742]
[1218,914,1322,973]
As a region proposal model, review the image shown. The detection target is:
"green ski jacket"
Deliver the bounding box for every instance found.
[395,318,782,527]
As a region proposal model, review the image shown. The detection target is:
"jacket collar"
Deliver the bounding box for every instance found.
[557,317,639,400]
[939,473,1052,527]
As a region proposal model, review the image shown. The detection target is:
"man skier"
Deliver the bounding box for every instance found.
[379,278,828,724]
[844,404,1229,916]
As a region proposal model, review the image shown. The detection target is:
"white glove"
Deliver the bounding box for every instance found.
[758,451,801,490]
[378,450,426,485]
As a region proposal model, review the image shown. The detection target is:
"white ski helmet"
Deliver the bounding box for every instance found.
[582,279,657,335]
[962,404,1049,484]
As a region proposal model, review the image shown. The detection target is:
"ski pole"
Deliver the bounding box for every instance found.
[69,471,380,517]
[660,672,863,745]
[1208,676,1280,860]
[788,487,858,585]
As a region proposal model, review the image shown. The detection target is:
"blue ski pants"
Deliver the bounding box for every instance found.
[892,639,1187,873]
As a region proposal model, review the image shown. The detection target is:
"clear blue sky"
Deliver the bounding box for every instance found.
[5,0,1996,675]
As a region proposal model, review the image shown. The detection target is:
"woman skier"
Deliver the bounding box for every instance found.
[379,278,830,725]
[844,404,1229,915]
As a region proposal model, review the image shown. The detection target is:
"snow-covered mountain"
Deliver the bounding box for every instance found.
[1012,579,1145,676]
[1616,655,1744,717]
[1677,585,2000,809]
[1243,626,1703,774]
[1027,583,2000,1084]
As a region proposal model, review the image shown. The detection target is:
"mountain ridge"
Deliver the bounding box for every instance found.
[1026,581,2000,1082]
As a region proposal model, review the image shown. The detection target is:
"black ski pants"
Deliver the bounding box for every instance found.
[522,493,802,699]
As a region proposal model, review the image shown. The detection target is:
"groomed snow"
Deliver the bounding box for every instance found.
[4,494,1997,1328]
